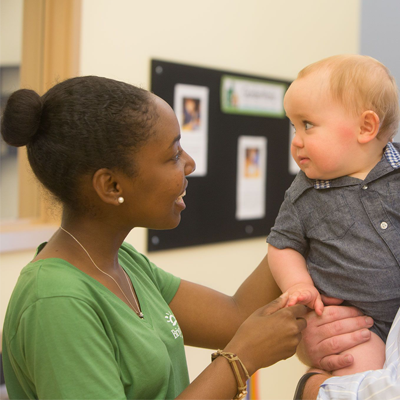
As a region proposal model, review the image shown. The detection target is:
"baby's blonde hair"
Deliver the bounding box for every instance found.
[298,54,400,140]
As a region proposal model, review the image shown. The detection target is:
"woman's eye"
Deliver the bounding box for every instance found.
[173,149,183,161]
[304,122,314,130]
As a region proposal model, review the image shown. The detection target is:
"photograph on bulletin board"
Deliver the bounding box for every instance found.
[288,122,300,175]
[236,136,267,221]
[174,84,209,177]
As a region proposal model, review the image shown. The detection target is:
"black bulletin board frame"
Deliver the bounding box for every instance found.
[147,59,295,252]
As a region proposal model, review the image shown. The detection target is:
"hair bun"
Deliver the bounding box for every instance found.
[1,89,43,147]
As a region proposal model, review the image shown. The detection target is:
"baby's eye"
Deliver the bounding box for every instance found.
[290,122,296,133]
[304,122,314,130]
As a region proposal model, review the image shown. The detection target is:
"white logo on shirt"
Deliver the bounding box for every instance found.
[165,312,183,339]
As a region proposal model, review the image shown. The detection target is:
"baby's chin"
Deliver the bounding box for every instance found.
[303,170,332,181]
[305,171,340,181]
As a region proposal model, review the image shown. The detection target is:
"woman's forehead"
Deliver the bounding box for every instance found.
[145,96,180,144]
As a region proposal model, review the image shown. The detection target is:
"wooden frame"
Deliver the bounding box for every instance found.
[1,0,81,251]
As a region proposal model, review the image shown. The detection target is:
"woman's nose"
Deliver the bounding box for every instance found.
[184,152,196,176]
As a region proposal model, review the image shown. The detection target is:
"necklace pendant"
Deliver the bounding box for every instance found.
[138,312,144,319]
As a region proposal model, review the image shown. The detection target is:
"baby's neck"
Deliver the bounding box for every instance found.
[348,170,373,180]
[347,146,385,180]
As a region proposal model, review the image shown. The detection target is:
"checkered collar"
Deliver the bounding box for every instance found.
[385,141,400,168]
[314,142,400,189]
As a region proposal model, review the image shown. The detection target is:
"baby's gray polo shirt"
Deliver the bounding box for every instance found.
[267,142,400,341]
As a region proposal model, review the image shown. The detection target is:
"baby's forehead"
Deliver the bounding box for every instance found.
[286,71,331,100]
[298,68,331,88]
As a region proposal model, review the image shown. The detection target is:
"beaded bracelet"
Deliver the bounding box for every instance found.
[211,349,251,400]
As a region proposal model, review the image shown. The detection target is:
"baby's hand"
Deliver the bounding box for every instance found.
[285,283,324,315]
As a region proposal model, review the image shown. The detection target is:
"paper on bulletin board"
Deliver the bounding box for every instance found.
[221,75,286,117]
[288,122,300,175]
[174,84,209,177]
[236,136,267,220]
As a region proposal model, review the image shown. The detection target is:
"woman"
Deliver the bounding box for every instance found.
[1,76,371,399]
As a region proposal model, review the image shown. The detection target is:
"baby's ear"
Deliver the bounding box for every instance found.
[358,110,380,144]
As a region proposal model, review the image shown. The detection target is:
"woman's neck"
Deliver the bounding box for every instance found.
[34,212,131,274]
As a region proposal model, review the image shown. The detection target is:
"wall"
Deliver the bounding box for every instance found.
[1,1,361,399]
[80,0,361,83]
[360,0,400,141]
[0,0,23,66]
[0,0,23,220]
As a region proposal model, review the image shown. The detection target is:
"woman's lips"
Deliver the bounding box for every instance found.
[175,190,186,207]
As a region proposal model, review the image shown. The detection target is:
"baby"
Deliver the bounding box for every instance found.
[267,54,400,375]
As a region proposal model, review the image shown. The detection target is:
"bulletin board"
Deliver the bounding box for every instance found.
[147,59,296,252]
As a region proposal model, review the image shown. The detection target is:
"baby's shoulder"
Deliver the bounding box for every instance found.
[286,171,314,202]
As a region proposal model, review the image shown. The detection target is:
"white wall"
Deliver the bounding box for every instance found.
[80,0,360,85]
[0,0,23,220]
[1,1,361,399]
[0,0,23,66]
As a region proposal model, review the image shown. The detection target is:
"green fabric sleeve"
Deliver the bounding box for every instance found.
[147,260,181,304]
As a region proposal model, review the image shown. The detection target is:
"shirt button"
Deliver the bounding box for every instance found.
[380,222,388,230]
[362,185,368,190]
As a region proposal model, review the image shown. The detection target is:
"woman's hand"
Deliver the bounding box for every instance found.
[297,305,374,371]
[224,293,308,375]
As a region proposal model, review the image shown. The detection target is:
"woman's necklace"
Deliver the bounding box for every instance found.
[60,226,144,319]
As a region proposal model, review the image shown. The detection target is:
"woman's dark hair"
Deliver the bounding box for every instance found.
[1,76,157,212]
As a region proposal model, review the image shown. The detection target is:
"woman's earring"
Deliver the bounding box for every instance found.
[117,196,125,204]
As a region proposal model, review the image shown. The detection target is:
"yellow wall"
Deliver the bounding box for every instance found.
[1,1,361,398]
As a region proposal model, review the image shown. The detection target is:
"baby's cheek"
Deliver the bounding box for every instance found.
[337,123,358,143]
